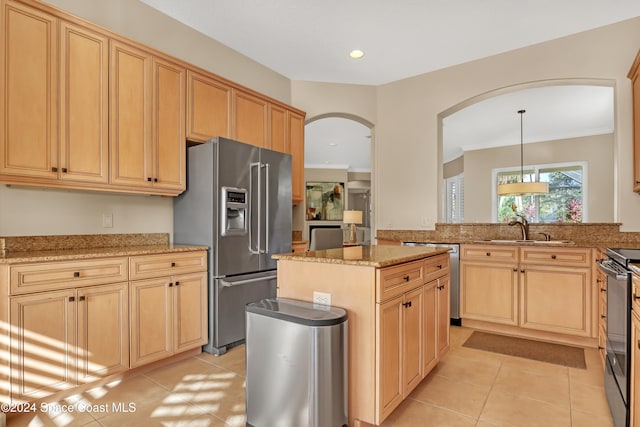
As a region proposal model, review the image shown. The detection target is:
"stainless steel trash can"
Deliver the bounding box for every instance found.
[245,297,348,427]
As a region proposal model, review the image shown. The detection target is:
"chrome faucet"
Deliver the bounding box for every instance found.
[508,214,529,240]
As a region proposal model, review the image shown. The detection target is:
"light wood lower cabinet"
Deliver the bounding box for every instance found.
[130,272,207,368]
[9,282,128,402]
[275,252,450,426]
[461,244,596,344]
[631,309,640,427]
[2,250,208,405]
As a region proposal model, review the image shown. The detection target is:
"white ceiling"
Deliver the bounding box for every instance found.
[138,0,633,169]
[305,118,371,172]
[139,0,640,86]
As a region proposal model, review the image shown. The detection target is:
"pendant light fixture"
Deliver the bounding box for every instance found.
[497,109,549,196]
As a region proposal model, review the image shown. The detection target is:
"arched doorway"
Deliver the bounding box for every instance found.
[297,114,375,245]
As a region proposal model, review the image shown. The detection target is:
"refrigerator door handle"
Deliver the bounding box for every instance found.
[263,163,270,254]
[249,162,261,255]
[220,274,277,287]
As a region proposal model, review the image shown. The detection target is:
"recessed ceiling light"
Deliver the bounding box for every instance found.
[349,49,364,59]
[329,142,337,147]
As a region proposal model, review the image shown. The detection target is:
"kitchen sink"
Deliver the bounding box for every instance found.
[477,239,575,245]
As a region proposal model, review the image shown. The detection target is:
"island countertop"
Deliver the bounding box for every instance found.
[272,244,450,267]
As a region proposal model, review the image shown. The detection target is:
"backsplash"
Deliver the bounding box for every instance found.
[0,233,170,252]
[376,223,640,244]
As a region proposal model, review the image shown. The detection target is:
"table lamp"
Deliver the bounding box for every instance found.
[343,210,363,244]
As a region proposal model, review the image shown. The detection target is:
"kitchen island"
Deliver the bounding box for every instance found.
[273,245,451,426]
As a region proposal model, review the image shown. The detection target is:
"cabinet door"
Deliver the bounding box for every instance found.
[233,90,267,147]
[630,52,640,192]
[0,1,58,179]
[10,290,76,401]
[460,261,518,325]
[173,272,207,352]
[152,56,185,192]
[130,278,172,367]
[403,287,423,396]
[269,104,287,153]
[520,265,592,337]
[377,295,403,422]
[109,40,152,188]
[288,111,305,205]
[77,283,129,383]
[437,276,451,358]
[59,21,109,184]
[423,281,438,376]
[186,70,231,142]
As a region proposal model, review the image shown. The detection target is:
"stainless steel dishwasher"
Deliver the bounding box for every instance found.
[402,242,460,325]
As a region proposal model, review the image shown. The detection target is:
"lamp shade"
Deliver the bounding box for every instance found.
[497,182,549,196]
[343,210,363,224]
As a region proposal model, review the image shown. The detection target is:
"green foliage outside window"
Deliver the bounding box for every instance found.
[497,165,583,223]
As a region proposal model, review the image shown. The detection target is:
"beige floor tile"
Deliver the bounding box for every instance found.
[380,398,476,427]
[569,380,612,417]
[571,409,614,427]
[189,387,247,426]
[569,365,604,387]
[447,345,506,366]
[480,389,571,427]
[196,345,246,377]
[432,353,501,388]
[97,395,226,427]
[449,325,474,348]
[492,364,570,407]
[409,373,490,418]
[500,352,570,378]
[143,357,233,391]
[80,375,171,419]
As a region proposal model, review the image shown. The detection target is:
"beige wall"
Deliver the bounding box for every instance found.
[376,17,640,231]
[2,1,640,237]
[463,134,614,223]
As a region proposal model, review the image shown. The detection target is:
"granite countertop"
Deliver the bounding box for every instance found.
[0,244,208,264]
[272,244,450,268]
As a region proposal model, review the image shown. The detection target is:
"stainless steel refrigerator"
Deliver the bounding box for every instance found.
[173,137,292,355]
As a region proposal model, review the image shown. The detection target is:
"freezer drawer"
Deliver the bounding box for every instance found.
[205,271,277,355]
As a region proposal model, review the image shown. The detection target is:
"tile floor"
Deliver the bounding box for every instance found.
[6,326,615,426]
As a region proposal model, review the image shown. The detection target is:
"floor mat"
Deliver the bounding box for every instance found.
[462,331,586,369]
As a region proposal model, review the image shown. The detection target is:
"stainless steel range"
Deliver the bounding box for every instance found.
[599,248,638,427]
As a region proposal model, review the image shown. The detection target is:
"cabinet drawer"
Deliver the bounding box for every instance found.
[461,245,518,263]
[129,251,207,280]
[520,247,591,267]
[376,260,424,303]
[10,257,129,295]
[424,253,449,282]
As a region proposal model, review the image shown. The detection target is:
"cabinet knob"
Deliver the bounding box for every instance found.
[437,264,442,269]
[79,296,85,302]
[169,282,173,287]
[73,272,80,278]
[403,275,410,282]
[175,281,180,286]
[598,345,605,350]
[403,301,412,308]
[486,252,491,256]
[147,177,152,182]
[634,293,640,300]
[171,262,176,267]
[154,178,158,182]
[600,288,607,293]
[520,269,525,273]
[513,268,518,272]
[52,166,58,172]
[62,168,68,173]
[551,255,557,260]
[601,314,606,319]
[69,296,75,302]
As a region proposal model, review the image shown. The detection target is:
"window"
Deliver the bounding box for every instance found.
[494,162,585,223]
[444,173,464,223]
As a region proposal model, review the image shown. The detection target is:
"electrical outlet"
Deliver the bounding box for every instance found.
[313,291,331,306]
[102,213,113,228]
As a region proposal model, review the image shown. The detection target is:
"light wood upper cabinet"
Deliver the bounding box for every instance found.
[233,90,268,148]
[628,49,640,192]
[109,40,152,188]
[110,40,185,194]
[0,0,58,179]
[59,20,109,184]
[269,104,287,153]
[152,56,185,192]
[288,110,305,205]
[186,69,231,143]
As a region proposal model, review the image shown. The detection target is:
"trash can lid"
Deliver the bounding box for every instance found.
[246,297,348,326]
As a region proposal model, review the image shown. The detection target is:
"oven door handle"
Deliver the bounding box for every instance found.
[220,274,277,287]
[599,259,629,280]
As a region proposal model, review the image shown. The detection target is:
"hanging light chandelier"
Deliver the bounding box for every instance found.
[497,109,549,196]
